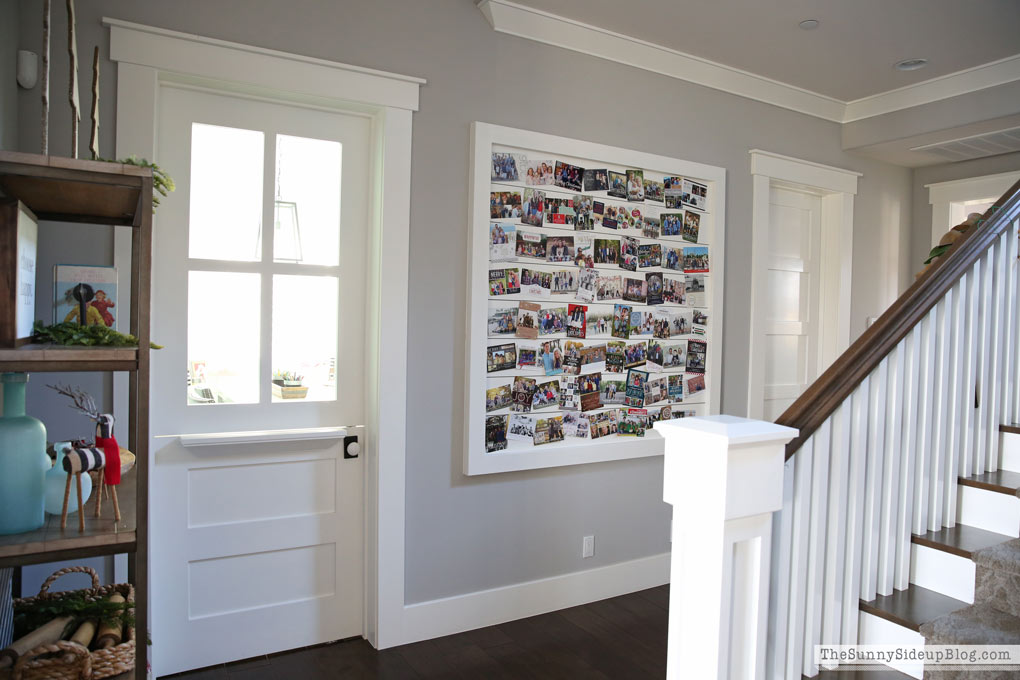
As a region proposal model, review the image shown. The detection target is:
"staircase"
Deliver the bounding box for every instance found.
[767,179,1020,679]
[849,425,1020,679]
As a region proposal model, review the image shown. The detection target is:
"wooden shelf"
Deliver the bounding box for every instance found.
[0,343,138,372]
[0,472,136,568]
[0,151,150,226]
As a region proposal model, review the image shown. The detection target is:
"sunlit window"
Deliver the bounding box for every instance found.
[186,125,342,406]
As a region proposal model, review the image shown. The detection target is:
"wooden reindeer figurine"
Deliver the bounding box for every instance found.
[47,384,124,531]
[60,440,104,532]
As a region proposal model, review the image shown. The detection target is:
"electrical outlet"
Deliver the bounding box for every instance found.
[582,535,594,558]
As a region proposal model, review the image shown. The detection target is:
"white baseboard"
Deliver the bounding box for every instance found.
[393,552,671,648]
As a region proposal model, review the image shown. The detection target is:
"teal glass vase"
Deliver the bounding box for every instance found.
[0,373,48,535]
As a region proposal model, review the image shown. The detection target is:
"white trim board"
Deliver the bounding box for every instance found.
[747,150,858,420]
[103,18,424,112]
[401,552,670,645]
[106,18,418,668]
[477,0,1020,125]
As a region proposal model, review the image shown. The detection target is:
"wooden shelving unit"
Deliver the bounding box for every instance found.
[0,150,151,680]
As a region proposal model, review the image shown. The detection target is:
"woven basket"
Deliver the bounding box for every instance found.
[2,567,135,680]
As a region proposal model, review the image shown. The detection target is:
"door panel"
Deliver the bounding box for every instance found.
[764,187,822,420]
[150,86,368,676]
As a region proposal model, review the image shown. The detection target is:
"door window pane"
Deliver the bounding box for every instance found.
[189,124,264,262]
[274,134,341,266]
[188,271,261,405]
[272,275,338,402]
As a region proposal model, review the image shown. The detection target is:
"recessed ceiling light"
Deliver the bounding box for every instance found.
[798,19,819,30]
[895,58,928,71]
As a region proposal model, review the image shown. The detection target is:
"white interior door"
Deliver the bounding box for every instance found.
[762,186,822,421]
[149,85,370,676]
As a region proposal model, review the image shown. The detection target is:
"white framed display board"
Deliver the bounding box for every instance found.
[465,122,726,475]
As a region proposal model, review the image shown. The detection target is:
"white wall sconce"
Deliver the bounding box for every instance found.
[17,50,39,89]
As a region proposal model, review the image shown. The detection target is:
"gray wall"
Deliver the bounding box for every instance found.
[0,0,17,150]
[911,152,1020,269]
[16,0,914,605]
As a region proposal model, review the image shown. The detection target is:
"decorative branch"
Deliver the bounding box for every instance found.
[89,46,99,160]
[66,0,79,159]
[41,0,50,154]
[47,383,101,422]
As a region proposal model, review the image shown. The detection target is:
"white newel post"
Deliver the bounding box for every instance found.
[656,415,797,680]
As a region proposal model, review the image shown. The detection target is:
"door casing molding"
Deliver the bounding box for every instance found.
[105,18,421,667]
[747,150,859,420]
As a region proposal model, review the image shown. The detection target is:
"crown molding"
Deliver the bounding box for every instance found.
[843,53,1020,122]
[478,0,1020,125]
[477,0,845,122]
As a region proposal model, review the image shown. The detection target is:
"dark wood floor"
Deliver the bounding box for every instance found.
[170,586,669,679]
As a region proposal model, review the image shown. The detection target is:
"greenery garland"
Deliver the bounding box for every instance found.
[97,155,175,210]
[13,592,135,639]
[32,321,163,349]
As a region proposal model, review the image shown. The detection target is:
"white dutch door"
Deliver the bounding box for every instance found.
[763,186,823,421]
[149,86,369,675]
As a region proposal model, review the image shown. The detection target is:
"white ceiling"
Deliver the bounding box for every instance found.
[508,0,1020,102]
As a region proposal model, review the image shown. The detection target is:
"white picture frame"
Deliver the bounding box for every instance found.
[465,122,726,475]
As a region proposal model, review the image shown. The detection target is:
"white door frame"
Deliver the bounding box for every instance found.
[927,170,1020,248]
[747,150,859,420]
[103,18,422,662]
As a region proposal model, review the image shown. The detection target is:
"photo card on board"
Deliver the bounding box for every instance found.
[626,169,645,202]
[583,168,609,192]
[490,191,522,219]
[555,161,584,192]
[522,188,546,227]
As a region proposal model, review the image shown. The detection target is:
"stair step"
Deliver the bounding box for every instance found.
[1001,424,1020,436]
[809,670,914,679]
[912,524,1013,558]
[973,537,1020,575]
[859,585,967,632]
[958,469,1020,496]
[920,602,1020,645]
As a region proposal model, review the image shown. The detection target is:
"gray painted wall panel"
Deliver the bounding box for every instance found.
[15,0,913,604]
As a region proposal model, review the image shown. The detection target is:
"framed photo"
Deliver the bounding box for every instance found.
[467,123,725,474]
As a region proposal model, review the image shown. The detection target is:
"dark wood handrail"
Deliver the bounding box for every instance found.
[778,177,1020,459]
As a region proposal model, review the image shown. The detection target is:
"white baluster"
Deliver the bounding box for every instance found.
[960,265,979,479]
[768,457,796,680]
[914,308,937,533]
[984,235,1007,471]
[878,345,904,595]
[787,436,814,680]
[943,278,966,527]
[974,249,994,475]
[1001,222,1018,429]
[930,295,952,530]
[861,359,888,600]
[822,403,852,643]
[803,418,832,676]
[895,326,920,589]
[843,379,870,644]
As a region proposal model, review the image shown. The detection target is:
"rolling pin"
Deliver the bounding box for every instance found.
[94,593,125,649]
[0,615,74,668]
[61,619,98,663]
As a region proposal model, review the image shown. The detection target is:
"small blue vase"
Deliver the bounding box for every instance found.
[0,373,49,535]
